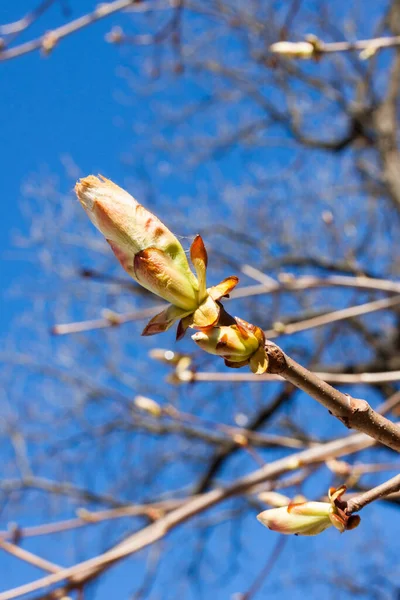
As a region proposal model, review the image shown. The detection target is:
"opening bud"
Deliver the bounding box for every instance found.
[191,317,268,374]
[257,486,361,536]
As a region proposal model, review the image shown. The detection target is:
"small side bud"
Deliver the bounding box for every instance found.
[134,395,162,418]
[41,31,58,55]
[191,318,268,373]
[257,485,360,537]
[106,26,124,44]
[359,46,378,60]
[270,41,315,59]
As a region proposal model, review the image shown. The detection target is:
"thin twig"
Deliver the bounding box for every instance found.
[184,369,400,385]
[52,282,400,336]
[316,35,400,54]
[0,500,186,541]
[0,539,62,574]
[264,294,400,338]
[0,0,55,36]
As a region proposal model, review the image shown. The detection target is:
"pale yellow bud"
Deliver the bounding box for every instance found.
[270,41,315,59]
[257,501,333,536]
[257,486,360,536]
[191,318,268,374]
[192,325,259,360]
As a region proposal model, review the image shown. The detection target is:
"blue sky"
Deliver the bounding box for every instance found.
[0,1,132,331]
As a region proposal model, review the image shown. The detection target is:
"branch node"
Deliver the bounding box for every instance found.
[264,342,287,374]
[345,394,370,414]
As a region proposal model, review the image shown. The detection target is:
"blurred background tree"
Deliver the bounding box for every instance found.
[1,1,400,598]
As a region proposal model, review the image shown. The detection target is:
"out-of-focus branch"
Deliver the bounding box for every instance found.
[264,294,400,338]
[270,34,400,60]
[52,275,400,335]
[0,476,125,507]
[0,0,138,61]
[193,387,295,494]
[371,1,400,211]
[51,305,164,335]
[0,499,187,542]
[0,427,383,600]
[0,0,56,37]
[176,369,400,385]
[0,540,62,574]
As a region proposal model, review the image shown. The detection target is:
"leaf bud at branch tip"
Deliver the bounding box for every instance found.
[257,485,361,536]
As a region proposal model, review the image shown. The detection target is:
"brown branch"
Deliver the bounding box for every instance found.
[346,473,400,514]
[265,343,400,452]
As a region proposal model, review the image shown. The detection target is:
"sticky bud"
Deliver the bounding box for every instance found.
[191,317,268,374]
[257,486,360,536]
[75,176,239,338]
[270,41,315,59]
[134,395,162,418]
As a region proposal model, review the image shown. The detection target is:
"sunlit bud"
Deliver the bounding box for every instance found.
[270,41,315,59]
[76,176,239,338]
[232,434,248,446]
[322,210,334,225]
[191,317,268,374]
[76,508,98,523]
[101,309,121,326]
[167,369,194,385]
[192,323,259,358]
[41,31,58,55]
[149,349,189,365]
[272,321,286,333]
[105,26,124,44]
[257,485,360,536]
[359,46,378,60]
[75,175,199,310]
[258,501,333,536]
[134,395,162,418]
